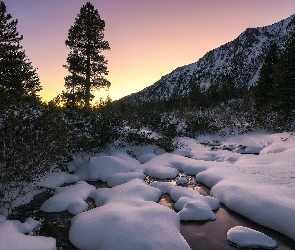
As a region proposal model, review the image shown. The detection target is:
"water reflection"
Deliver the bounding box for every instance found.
[158,179,295,250]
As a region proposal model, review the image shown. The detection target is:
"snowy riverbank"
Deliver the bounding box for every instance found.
[0,131,294,249]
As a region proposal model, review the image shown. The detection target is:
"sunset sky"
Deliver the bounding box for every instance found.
[5,0,295,103]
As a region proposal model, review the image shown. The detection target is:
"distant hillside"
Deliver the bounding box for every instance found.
[122,14,295,103]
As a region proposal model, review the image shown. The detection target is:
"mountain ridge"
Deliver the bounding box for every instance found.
[122,13,295,103]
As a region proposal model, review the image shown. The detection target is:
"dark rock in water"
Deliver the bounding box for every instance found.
[37,211,75,249]
[7,181,110,249]
[235,145,262,155]
[8,190,53,222]
[200,140,221,147]
[208,140,222,147]
[86,198,96,210]
[200,140,262,155]
[223,144,238,151]
[86,180,109,188]
[9,190,79,249]
[211,146,219,151]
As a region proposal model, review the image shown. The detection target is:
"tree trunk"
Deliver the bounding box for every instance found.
[85,54,91,108]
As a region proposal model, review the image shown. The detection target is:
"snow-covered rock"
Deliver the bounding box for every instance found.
[0,218,56,250]
[75,155,142,182]
[143,153,208,178]
[151,181,219,212]
[227,226,278,249]
[91,179,161,206]
[178,201,216,221]
[70,179,190,250]
[107,172,146,187]
[176,175,189,185]
[40,181,96,215]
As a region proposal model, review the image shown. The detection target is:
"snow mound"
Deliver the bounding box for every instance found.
[36,170,79,188]
[176,175,190,185]
[0,218,56,250]
[132,144,165,163]
[178,201,216,221]
[173,196,218,211]
[227,226,278,249]
[107,172,146,187]
[151,181,219,212]
[70,201,190,250]
[70,179,190,250]
[144,165,179,179]
[143,153,208,179]
[91,178,161,206]
[40,181,96,215]
[75,155,142,182]
[137,153,155,164]
[172,148,193,158]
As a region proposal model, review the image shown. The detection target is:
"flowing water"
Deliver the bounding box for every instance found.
[8,178,295,250]
[160,179,295,250]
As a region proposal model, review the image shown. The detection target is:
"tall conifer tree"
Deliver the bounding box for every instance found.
[0,0,41,106]
[254,43,279,111]
[275,33,295,114]
[64,2,110,108]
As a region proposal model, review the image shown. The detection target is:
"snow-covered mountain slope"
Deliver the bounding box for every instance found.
[123,14,295,103]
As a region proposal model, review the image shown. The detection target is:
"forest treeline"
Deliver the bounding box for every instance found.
[0,0,294,213]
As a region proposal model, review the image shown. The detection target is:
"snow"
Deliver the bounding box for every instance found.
[75,154,142,182]
[193,132,295,241]
[2,131,295,249]
[151,181,219,211]
[0,167,80,216]
[178,201,216,221]
[36,169,79,188]
[130,144,165,163]
[144,165,179,179]
[143,153,208,178]
[0,218,56,250]
[40,181,96,215]
[139,127,160,139]
[0,215,5,222]
[0,186,42,216]
[227,226,278,249]
[129,14,295,103]
[107,172,146,187]
[90,179,161,205]
[176,175,189,185]
[70,179,191,250]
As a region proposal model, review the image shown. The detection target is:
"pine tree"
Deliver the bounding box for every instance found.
[207,82,220,105]
[64,2,110,108]
[254,43,279,111]
[221,76,237,102]
[0,0,41,106]
[275,33,295,114]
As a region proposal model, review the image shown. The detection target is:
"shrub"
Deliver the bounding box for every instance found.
[185,115,218,137]
[0,103,69,214]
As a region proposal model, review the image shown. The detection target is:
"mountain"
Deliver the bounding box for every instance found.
[122,14,295,103]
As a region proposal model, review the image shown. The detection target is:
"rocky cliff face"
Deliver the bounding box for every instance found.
[123,14,295,103]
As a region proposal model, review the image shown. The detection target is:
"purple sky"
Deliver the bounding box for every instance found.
[5,0,295,102]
